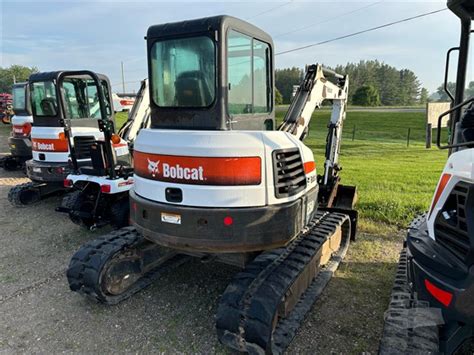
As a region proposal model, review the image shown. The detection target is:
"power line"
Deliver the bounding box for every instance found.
[276,8,447,56]
[246,1,293,20]
[274,1,382,38]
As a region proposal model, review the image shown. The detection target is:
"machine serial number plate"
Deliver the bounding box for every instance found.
[161,212,181,225]
[33,167,42,173]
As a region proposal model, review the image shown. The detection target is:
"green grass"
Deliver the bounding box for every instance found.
[276,110,448,230]
[115,111,129,129]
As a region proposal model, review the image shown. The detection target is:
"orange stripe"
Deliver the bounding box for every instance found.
[134,151,261,186]
[32,138,68,152]
[304,161,316,174]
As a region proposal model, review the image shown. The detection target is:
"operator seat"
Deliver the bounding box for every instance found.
[175,71,212,107]
[40,97,58,116]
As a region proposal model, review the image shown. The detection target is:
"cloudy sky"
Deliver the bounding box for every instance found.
[1,0,471,94]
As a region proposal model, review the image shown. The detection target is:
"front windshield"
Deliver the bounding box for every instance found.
[31,81,58,117]
[150,36,216,107]
[12,86,26,111]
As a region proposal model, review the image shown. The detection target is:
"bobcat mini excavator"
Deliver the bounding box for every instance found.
[380,0,474,353]
[66,16,357,354]
[8,71,115,206]
[58,79,150,229]
[0,82,33,171]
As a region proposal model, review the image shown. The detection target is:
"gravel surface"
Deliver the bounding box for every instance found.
[0,126,420,353]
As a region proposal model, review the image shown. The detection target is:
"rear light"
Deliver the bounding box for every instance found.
[22,123,32,136]
[223,216,233,226]
[424,279,453,307]
[63,179,73,188]
[303,161,316,174]
[119,99,134,106]
[101,184,111,193]
[429,173,452,217]
[58,132,66,141]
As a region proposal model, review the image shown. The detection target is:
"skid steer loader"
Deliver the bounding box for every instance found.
[57,79,150,229]
[66,16,357,354]
[0,82,33,171]
[379,0,474,353]
[8,71,115,207]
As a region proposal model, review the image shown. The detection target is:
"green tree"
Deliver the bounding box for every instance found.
[436,82,457,102]
[275,67,303,104]
[419,87,429,104]
[0,65,39,93]
[275,88,283,105]
[352,85,381,106]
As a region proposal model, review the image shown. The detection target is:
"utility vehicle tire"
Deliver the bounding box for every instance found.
[61,191,83,225]
[109,197,130,229]
[8,182,41,207]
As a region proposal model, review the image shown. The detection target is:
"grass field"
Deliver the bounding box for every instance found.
[275,110,447,233]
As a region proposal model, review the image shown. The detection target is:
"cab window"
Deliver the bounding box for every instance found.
[151,36,216,107]
[31,81,58,117]
[61,78,111,119]
[227,30,271,115]
[12,86,26,111]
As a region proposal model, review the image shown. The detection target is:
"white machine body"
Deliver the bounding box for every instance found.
[133,129,317,211]
[427,148,474,240]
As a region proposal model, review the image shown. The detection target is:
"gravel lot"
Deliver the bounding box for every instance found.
[0,125,405,353]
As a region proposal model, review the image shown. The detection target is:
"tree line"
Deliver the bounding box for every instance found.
[276,60,428,106]
[0,65,38,93]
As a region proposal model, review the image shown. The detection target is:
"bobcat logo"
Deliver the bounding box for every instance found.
[147,159,160,177]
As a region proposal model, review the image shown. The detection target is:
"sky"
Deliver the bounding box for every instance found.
[1,0,472,94]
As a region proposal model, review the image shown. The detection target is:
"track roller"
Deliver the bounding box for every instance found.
[216,211,352,354]
[67,227,190,305]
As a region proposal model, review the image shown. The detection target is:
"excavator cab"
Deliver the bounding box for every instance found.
[146,15,275,131]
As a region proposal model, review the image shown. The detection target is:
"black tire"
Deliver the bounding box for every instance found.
[8,182,41,207]
[2,157,19,171]
[109,197,130,229]
[61,191,83,225]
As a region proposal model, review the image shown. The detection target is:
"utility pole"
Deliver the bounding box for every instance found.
[121,61,125,94]
[13,75,16,84]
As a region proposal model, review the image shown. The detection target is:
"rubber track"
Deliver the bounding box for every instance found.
[379,214,439,354]
[8,182,37,207]
[67,227,189,305]
[216,211,351,354]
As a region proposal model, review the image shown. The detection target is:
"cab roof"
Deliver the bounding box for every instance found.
[448,0,474,21]
[146,15,273,45]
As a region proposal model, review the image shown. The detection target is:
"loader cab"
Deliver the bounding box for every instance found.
[146,15,275,131]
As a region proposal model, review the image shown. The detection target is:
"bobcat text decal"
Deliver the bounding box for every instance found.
[32,138,68,152]
[134,151,261,186]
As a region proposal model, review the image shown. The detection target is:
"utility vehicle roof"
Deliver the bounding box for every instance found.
[29,71,109,82]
